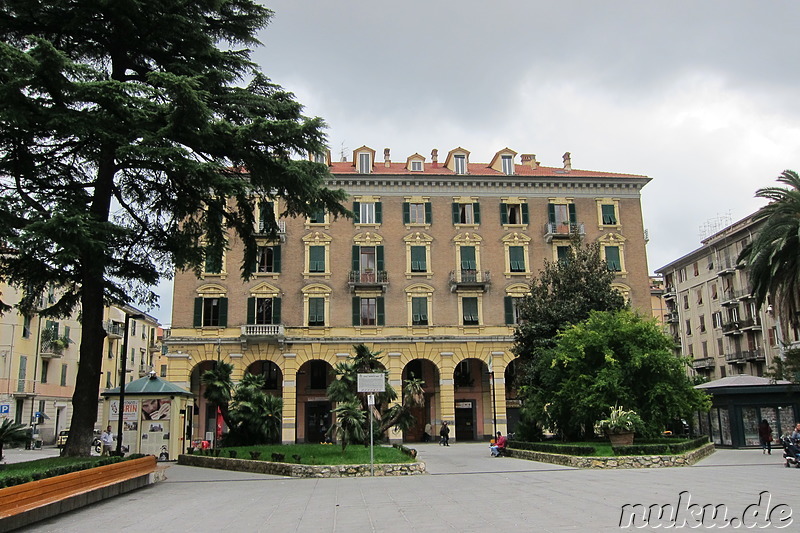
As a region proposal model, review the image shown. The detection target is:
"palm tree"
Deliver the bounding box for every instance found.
[0,419,29,460]
[226,373,283,445]
[201,362,234,429]
[739,170,800,332]
[333,400,366,452]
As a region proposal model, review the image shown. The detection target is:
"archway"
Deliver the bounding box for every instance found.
[295,359,334,443]
[245,360,283,396]
[189,361,218,445]
[453,358,491,441]
[401,359,440,442]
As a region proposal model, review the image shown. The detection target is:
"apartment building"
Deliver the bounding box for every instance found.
[0,281,161,444]
[165,146,652,444]
[655,213,799,380]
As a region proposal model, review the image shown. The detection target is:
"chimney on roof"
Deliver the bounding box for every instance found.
[431,148,438,167]
[384,148,391,168]
[562,152,572,171]
[520,154,539,170]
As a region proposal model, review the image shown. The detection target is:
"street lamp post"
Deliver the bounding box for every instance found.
[116,312,144,456]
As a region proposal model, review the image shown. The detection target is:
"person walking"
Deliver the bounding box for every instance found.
[439,421,450,446]
[758,419,773,455]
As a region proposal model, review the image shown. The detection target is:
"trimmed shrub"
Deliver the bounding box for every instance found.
[511,441,596,456]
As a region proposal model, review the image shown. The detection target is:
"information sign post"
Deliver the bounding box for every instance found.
[358,373,386,476]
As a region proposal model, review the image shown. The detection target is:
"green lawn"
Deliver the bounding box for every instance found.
[192,444,415,465]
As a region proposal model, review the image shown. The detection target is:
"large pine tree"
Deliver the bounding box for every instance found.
[0,1,348,456]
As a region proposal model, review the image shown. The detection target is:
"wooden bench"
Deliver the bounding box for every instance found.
[0,455,156,518]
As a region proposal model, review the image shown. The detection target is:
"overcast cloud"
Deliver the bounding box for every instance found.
[153,1,800,325]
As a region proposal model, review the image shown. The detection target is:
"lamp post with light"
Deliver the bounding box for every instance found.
[116,312,145,456]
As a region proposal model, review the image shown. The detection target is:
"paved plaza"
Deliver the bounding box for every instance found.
[8,443,795,532]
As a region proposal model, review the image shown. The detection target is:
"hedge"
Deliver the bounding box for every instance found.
[0,454,147,489]
[510,441,596,456]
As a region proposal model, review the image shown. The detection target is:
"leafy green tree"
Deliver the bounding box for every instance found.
[766,347,800,384]
[738,170,800,331]
[0,1,348,456]
[513,239,627,358]
[327,344,424,443]
[0,419,28,460]
[521,310,710,440]
[201,362,235,430]
[225,373,282,446]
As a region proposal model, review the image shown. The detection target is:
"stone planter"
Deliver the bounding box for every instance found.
[607,431,635,447]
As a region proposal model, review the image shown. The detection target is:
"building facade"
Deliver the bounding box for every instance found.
[0,281,162,444]
[656,213,800,381]
[165,146,652,444]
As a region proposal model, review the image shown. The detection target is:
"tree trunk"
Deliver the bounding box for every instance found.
[62,150,114,457]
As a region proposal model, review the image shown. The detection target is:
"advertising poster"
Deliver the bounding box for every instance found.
[109,399,140,421]
[140,398,172,458]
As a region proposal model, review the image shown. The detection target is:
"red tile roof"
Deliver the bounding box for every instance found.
[328,161,645,179]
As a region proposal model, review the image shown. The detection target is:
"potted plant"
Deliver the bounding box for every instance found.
[595,405,643,446]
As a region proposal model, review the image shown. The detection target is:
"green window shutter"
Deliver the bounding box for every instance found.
[425,202,432,224]
[548,204,556,224]
[412,297,428,325]
[273,245,281,272]
[376,246,385,271]
[568,204,576,224]
[64,326,70,341]
[377,297,385,326]
[605,246,621,271]
[352,246,360,271]
[463,297,479,325]
[411,246,426,271]
[473,203,481,224]
[193,298,203,327]
[504,297,514,324]
[509,246,525,271]
[402,202,410,224]
[272,298,281,323]
[352,297,360,326]
[461,246,476,270]
[452,203,460,224]
[310,246,325,272]
[375,202,382,224]
[353,201,360,224]
[602,204,617,224]
[521,203,529,224]
[247,297,255,324]
[500,203,508,225]
[557,246,570,263]
[219,298,228,327]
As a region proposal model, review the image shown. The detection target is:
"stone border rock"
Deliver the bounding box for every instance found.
[505,442,715,469]
[178,454,426,477]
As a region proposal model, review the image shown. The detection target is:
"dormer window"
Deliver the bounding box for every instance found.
[502,155,513,175]
[358,152,371,174]
[411,160,423,171]
[454,154,466,175]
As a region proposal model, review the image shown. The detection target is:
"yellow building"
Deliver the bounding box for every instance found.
[165,146,652,444]
[0,281,161,444]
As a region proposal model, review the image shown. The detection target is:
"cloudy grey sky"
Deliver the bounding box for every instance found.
[153,1,800,325]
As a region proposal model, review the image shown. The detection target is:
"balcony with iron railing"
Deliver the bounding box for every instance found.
[663,286,677,300]
[720,288,752,305]
[241,324,285,338]
[738,317,761,331]
[543,222,586,243]
[348,270,389,291]
[692,357,715,370]
[744,348,766,362]
[665,311,679,323]
[722,321,745,335]
[12,378,36,397]
[104,320,125,339]
[725,351,747,364]
[716,257,740,275]
[255,219,287,239]
[449,269,491,291]
[138,364,153,377]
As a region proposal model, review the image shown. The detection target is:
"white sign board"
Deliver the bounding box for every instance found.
[357,373,386,393]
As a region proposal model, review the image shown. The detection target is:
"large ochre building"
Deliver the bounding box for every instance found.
[165,146,652,444]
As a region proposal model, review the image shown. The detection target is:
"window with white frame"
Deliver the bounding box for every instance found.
[454,154,466,174]
[501,155,513,175]
[411,160,423,171]
[255,245,280,273]
[501,202,528,225]
[358,152,371,173]
[354,200,381,225]
[404,201,431,225]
